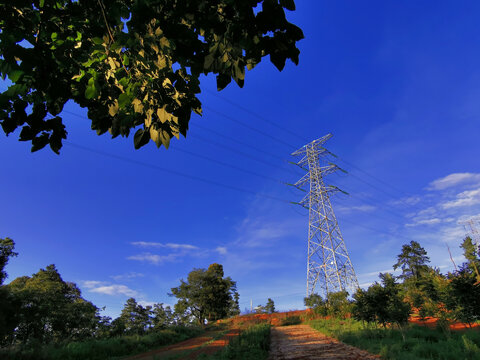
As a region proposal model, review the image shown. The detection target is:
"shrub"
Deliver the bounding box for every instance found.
[281,316,302,326]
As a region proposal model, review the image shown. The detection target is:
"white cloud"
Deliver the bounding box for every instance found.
[127,252,178,265]
[138,300,157,308]
[359,282,374,288]
[406,218,442,227]
[441,188,480,209]
[110,272,145,281]
[337,205,376,213]
[131,242,198,250]
[441,226,469,243]
[357,269,396,278]
[90,284,138,297]
[428,173,480,190]
[216,246,227,255]
[234,216,303,248]
[82,280,107,289]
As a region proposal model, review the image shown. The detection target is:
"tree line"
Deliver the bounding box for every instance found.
[0,237,240,347]
[305,236,480,329]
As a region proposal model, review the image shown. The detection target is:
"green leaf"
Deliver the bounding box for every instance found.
[85,85,97,99]
[51,33,58,42]
[39,0,45,7]
[204,54,215,70]
[91,37,103,45]
[8,70,24,82]
[118,93,131,108]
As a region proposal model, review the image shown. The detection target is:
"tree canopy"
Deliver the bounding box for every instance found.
[460,236,480,283]
[352,273,411,328]
[170,263,237,325]
[393,240,430,281]
[6,264,100,343]
[0,237,17,286]
[0,0,303,153]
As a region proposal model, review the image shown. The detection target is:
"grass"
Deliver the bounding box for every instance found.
[307,317,480,360]
[154,327,230,360]
[280,315,302,326]
[0,326,202,360]
[197,323,271,360]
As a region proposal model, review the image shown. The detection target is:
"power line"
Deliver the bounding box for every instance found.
[337,171,414,208]
[336,157,412,198]
[192,121,287,162]
[173,146,283,184]
[64,108,414,210]
[64,141,412,244]
[202,93,417,207]
[64,141,290,204]
[186,134,301,177]
[63,109,415,222]
[203,105,295,150]
[205,89,308,142]
[63,109,301,178]
[339,217,412,242]
[334,188,407,220]
[64,110,409,228]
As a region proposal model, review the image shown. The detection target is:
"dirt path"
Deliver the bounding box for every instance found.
[125,329,239,360]
[268,325,380,360]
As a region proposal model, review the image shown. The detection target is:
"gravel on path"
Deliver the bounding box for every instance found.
[268,325,380,360]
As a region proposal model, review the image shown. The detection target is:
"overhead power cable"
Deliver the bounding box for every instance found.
[334,187,407,219]
[64,110,410,227]
[191,133,301,177]
[339,217,411,242]
[173,146,284,184]
[335,157,412,198]
[192,121,287,162]
[205,88,308,142]
[336,171,414,208]
[64,141,290,204]
[64,140,412,242]
[203,105,295,150]
[63,109,301,178]
[203,92,417,207]
[63,109,414,220]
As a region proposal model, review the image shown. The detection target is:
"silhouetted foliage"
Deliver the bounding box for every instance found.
[0,0,303,152]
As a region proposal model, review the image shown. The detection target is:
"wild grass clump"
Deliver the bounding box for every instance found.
[198,323,271,360]
[0,326,202,360]
[308,317,480,360]
[281,315,302,326]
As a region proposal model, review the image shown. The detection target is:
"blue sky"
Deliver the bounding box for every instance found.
[2,1,480,318]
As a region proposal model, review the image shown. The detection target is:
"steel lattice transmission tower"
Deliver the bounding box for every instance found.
[459,216,480,250]
[291,134,359,298]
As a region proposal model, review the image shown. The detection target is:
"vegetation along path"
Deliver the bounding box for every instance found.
[268,325,380,360]
[126,328,240,360]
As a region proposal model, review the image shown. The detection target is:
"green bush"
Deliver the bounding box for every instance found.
[308,317,480,360]
[198,323,271,360]
[281,316,302,326]
[0,326,201,360]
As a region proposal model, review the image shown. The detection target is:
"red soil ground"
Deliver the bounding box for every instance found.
[125,329,240,360]
[408,315,480,330]
[128,310,479,360]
